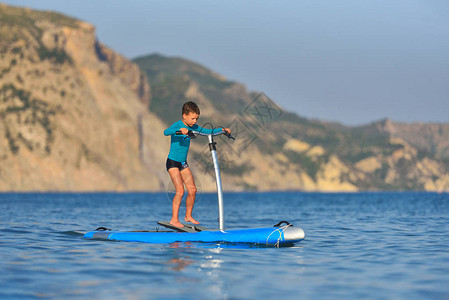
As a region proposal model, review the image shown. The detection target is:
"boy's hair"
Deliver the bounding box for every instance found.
[182,101,200,115]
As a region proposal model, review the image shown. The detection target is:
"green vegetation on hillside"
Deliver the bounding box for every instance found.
[149,75,190,123]
[0,4,77,64]
[134,54,238,124]
[0,84,59,154]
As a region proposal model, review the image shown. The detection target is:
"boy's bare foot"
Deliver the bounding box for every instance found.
[184,216,199,225]
[170,220,184,228]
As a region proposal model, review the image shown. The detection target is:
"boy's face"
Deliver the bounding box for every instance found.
[182,112,199,127]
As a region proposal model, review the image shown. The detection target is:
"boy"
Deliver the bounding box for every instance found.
[164,101,230,228]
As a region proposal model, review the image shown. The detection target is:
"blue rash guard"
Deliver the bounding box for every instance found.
[164,120,222,163]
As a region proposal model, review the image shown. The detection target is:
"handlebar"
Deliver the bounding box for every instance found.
[175,129,235,140]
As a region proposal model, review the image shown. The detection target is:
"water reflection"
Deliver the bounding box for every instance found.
[160,242,228,297]
[165,242,226,271]
[167,257,193,271]
[166,242,194,271]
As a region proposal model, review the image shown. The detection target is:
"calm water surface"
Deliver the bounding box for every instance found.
[1,192,448,299]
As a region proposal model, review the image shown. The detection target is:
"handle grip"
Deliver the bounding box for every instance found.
[224,132,235,140]
[175,130,196,139]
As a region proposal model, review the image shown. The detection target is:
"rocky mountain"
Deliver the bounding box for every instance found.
[134,54,449,192]
[1,4,448,192]
[0,4,167,191]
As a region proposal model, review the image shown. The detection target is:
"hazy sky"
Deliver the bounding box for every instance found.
[4,0,449,125]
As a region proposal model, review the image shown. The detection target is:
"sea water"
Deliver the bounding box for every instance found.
[1,192,448,299]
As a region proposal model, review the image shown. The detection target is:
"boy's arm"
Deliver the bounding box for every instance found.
[164,122,181,136]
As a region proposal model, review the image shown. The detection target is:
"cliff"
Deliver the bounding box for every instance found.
[0,4,166,191]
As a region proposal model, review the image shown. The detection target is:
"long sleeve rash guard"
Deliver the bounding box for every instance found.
[164,120,222,162]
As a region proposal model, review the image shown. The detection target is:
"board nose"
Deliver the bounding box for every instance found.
[283,226,305,241]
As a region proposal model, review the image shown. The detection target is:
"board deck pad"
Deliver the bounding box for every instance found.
[157,221,209,233]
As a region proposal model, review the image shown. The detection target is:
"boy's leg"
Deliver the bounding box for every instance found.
[180,167,199,224]
[168,168,185,228]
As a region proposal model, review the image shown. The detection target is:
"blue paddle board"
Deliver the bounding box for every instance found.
[84,224,305,246]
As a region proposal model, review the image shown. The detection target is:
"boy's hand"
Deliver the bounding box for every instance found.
[223,128,231,134]
[180,128,189,135]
